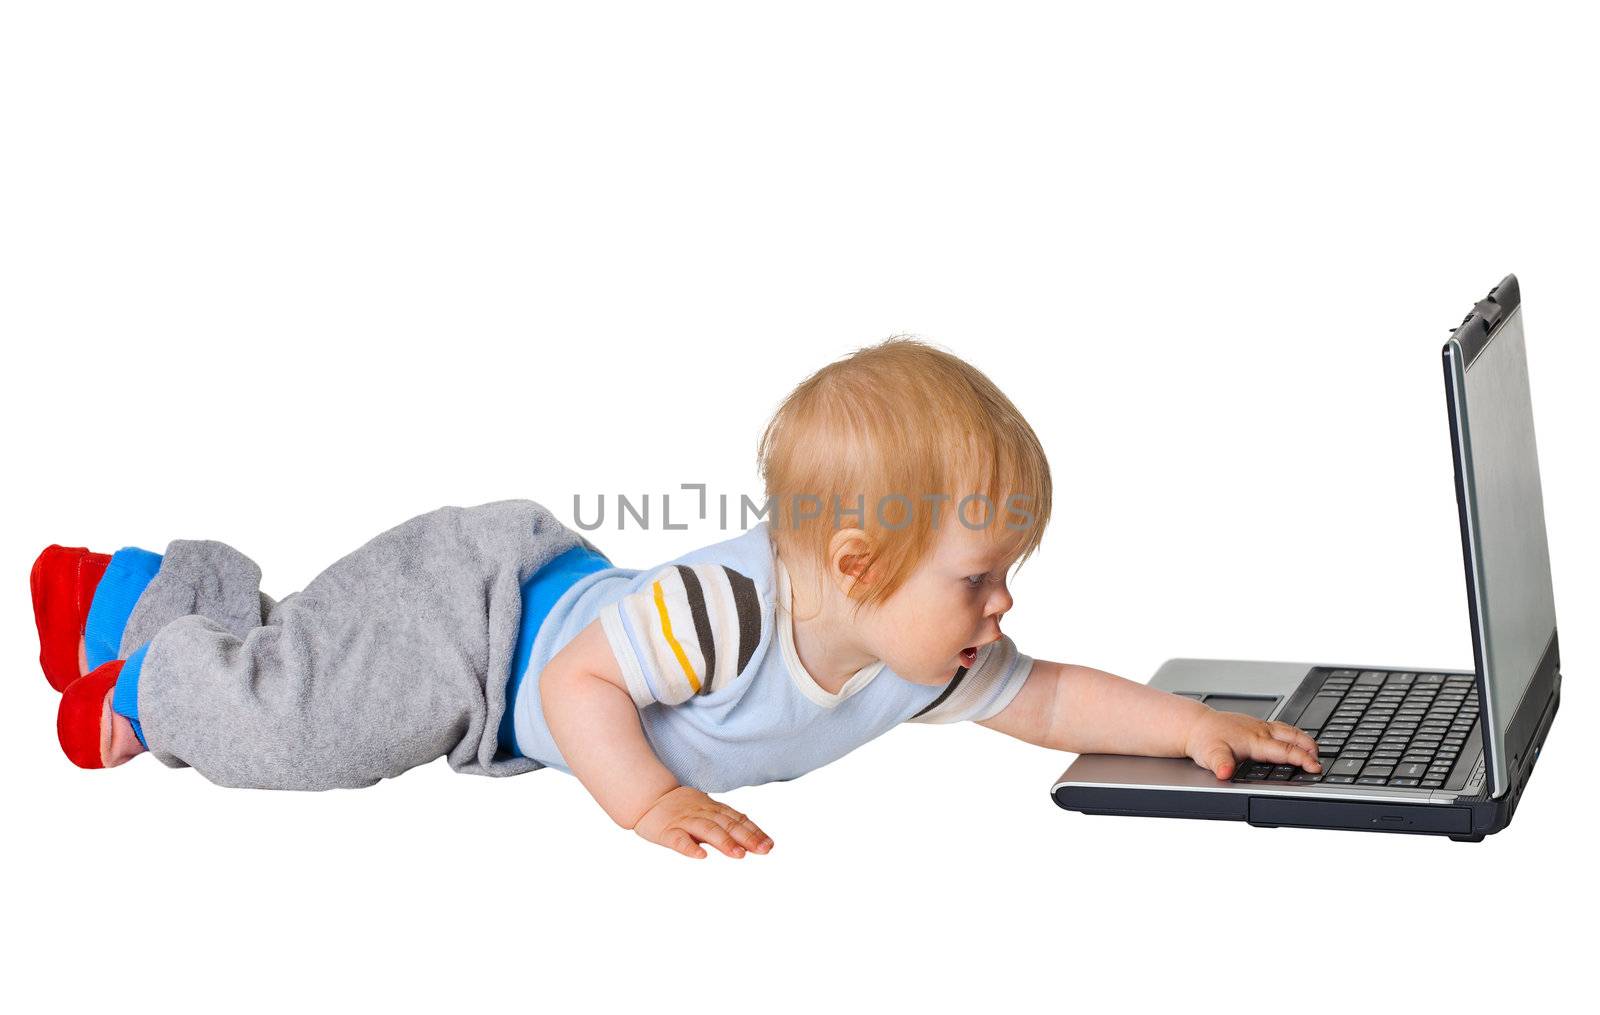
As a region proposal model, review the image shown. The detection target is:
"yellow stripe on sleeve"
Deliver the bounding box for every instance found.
[652,579,701,694]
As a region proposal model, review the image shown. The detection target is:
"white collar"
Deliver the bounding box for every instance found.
[774,556,885,708]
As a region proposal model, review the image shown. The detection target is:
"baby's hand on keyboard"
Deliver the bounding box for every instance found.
[632,785,775,860]
[1183,710,1321,781]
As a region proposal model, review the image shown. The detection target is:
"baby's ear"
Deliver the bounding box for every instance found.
[827,528,877,588]
[839,551,873,583]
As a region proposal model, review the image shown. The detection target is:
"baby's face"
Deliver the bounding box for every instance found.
[857,517,1016,685]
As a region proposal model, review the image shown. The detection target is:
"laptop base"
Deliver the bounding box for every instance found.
[1051,657,1560,841]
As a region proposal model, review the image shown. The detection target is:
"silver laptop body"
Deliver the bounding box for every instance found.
[1051,276,1561,841]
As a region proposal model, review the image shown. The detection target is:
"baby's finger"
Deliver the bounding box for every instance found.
[712,808,774,853]
[1249,734,1322,772]
[1266,721,1319,757]
[684,816,747,858]
[658,827,707,860]
[1196,743,1239,780]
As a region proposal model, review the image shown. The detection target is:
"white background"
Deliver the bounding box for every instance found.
[2,2,1595,1012]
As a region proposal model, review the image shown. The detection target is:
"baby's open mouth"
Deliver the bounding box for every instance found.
[960,645,978,666]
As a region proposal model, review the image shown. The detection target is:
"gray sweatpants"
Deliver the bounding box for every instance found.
[118,500,592,790]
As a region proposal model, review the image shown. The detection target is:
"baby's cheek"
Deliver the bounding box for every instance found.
[868,609,913,657]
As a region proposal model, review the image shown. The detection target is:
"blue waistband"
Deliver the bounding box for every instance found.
[499,543,614,756]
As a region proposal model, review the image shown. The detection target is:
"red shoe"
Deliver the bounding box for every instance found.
[58,660,125,769]
[30,545,111,692]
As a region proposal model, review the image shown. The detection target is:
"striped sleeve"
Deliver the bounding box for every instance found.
[907,635,1034,724]
[598,563,764,709]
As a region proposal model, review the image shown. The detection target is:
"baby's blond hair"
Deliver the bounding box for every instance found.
[757,336,1051,611]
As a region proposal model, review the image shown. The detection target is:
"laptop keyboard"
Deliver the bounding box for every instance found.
[1232,669,1479,789]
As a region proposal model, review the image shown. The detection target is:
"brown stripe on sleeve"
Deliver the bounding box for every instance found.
[722,565,761,676]
[673,564,717,694]
[911,667,968,719]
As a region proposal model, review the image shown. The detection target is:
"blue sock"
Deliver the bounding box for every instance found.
[111,643,150,749]
[84,547,163,670]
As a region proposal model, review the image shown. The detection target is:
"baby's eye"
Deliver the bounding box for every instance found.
[964,573,989,588]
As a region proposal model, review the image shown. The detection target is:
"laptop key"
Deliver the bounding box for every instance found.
[1324,775,1356,784]
[1390,778,1421,787]
[1356,776,1389,785]
[1330,758,1365,776]
[1361,764,1395,778]
[1295,698,1339,731]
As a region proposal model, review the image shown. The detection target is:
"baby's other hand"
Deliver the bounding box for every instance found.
[1183,709,1321,781]
[632,785,775,860]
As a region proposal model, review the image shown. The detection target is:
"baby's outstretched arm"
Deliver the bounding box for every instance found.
[977,660,1321,780]
[541,619,775,859]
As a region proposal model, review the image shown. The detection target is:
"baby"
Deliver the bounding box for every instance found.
[32,337,1321,858]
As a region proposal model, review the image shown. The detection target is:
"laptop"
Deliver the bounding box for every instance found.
[1052,275,1560,841]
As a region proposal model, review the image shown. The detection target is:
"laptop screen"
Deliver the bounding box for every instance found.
[1454,305,1558,789]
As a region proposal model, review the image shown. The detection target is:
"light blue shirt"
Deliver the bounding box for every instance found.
[510,522,1034,792]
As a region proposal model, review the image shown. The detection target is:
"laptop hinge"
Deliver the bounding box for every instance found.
[1471,298,1505,331]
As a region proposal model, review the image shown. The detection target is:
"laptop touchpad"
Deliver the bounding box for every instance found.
[1201,695,1280,720]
